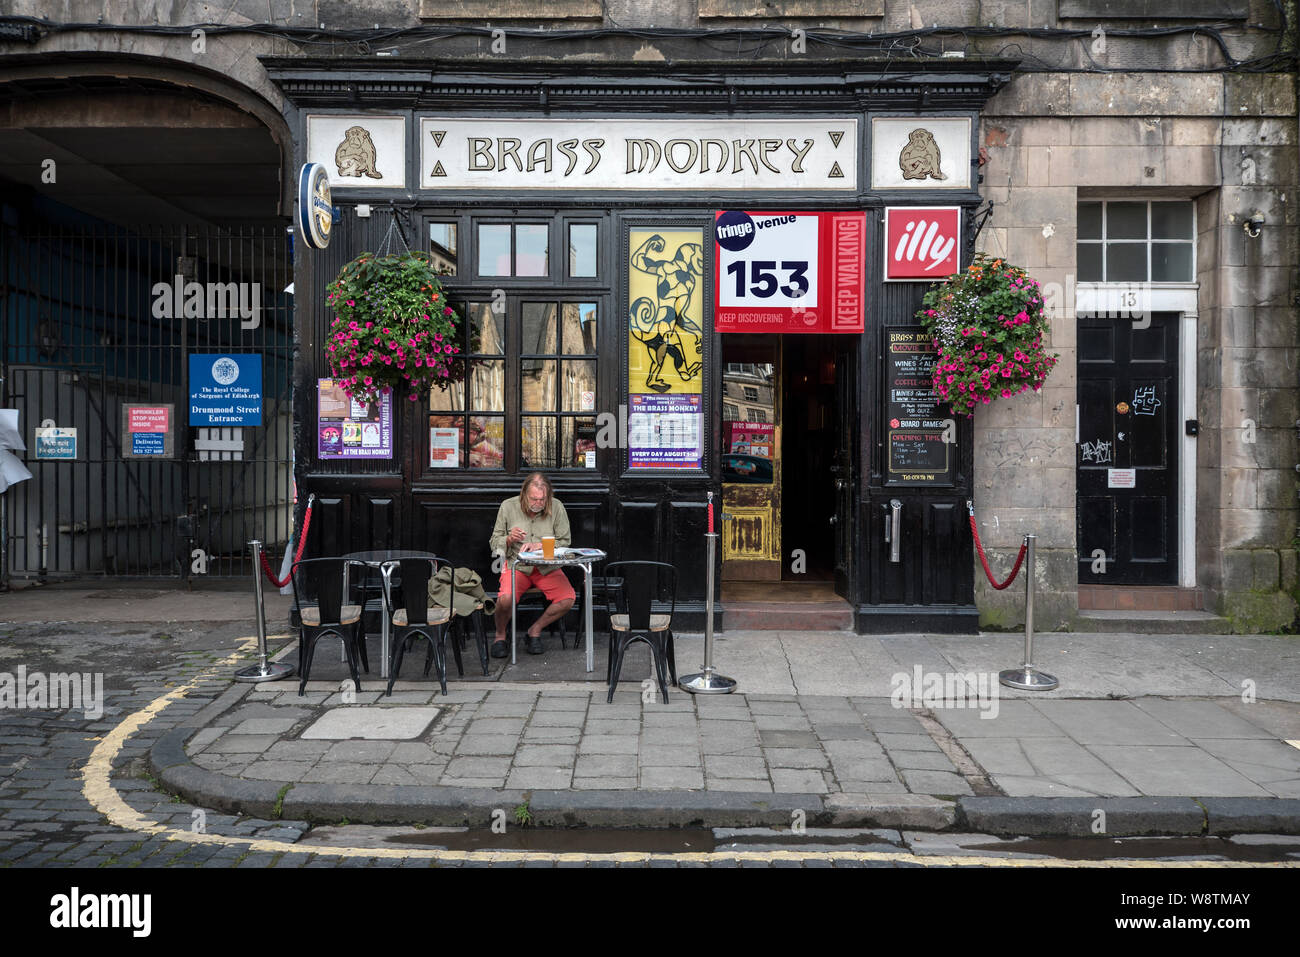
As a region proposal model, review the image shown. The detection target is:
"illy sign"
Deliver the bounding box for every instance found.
[884,207,961,280]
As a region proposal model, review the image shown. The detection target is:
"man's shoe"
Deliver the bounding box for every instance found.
[525,634,545,655]
[490,639,509,659]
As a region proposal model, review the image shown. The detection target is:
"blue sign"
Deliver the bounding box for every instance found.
[189,354,262,426]
[131,432,165,456]
[34,428,76,460]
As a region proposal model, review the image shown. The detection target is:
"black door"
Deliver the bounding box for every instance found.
[1077,312,1179,584]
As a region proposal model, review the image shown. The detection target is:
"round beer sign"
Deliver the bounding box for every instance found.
[297,163,333,250]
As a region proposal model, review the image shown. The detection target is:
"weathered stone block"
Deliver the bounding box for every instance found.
[1220,346,1300,388]
[1225,73,1297,119]
[1069,74,1224,119]
[1223,118,1297,146]
[1255,467,1299,510]
[1252,549,1280,590]
[1221,468,1258,509]
[1162,146,1219,186]
[974,467,1047,509]
[1218,387,1259,423]
[1024,147,1054,187]
[1068,116,1161,147]
[1166,118,1222,147]
[976,426,1077,471]
[1281,549,1297,591]
[419,0,601,18]
[1222,588,1298,633]
[995,187,1075,225]
[1221,508,1296,549]
[1042,467,1076,508]
[1258,386,1300,426]
[1041,391,1073,431]
[1014,118,1073,148]
[1253,308,1299,349]
[985,74,1072,117]
[1220,549,1255,592]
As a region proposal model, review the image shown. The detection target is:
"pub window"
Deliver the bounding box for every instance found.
[429,301,505,470]
[477,222,550,277]
[521,301,599,469]
[428,222,458,276]
[1076,201,1195,282]
[427,212,606,474]
[568,223,599,278]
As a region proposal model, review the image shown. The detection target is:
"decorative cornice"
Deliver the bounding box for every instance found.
[261,58,1017,113]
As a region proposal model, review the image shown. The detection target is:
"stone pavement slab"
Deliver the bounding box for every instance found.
[301,707,442,740]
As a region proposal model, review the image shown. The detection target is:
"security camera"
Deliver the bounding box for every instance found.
[1243,211,1265,238]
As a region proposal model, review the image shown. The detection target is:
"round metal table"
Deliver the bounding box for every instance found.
[508,547,606,671]
[343,549,439,679]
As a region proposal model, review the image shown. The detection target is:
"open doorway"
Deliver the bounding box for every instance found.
[719,333,854,609]
[779,335,842,583]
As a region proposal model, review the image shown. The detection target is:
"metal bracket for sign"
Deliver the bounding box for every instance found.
[968,201,995,247]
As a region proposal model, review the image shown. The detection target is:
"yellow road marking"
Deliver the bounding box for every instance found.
[80,640,1299,867]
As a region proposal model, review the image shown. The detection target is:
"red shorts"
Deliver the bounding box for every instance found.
[498,566,576,605]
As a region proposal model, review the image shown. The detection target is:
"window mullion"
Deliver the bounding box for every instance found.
[506,293,520,473]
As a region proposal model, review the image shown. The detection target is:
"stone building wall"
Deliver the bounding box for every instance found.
[975,72,1298,630]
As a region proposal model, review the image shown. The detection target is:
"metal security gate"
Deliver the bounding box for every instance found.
[1,224,294,583]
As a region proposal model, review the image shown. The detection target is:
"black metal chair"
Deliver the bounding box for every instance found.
[383,557,455,695]
[290,557,367,696]
[603,561,677,704]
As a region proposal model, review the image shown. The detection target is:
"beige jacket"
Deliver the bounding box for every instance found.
[489,496,571,575]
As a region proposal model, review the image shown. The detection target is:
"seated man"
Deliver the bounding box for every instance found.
[489,472,576,657]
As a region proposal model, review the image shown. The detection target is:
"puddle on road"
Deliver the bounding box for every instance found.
[386,827,716,853]
[963,836,1300,862]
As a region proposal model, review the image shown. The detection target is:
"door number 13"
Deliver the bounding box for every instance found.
[725,260,810,299]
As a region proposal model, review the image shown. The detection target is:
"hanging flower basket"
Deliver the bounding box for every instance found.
[917,254,1059,418]
[325,250,461,406]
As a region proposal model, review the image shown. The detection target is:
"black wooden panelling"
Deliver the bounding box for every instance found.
[924,500,968,604]
[618,501,660,564]
[414,500,505,578]
[359,496,397,552]
[309,496,347,559]
[667,500,709,601]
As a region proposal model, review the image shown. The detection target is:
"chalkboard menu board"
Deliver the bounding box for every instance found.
[885,328,955,486]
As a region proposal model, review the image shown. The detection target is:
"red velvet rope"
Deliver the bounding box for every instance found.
[259,497,314,587]
[969,513,1028,591]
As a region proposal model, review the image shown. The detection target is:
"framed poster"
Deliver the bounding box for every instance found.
[627,227,705,470]
[318,379,393,459]
[885,328,956,486]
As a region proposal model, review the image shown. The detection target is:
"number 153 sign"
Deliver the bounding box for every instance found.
[713,210,865,334]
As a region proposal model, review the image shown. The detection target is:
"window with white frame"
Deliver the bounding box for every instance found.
[1076,201,1195,283]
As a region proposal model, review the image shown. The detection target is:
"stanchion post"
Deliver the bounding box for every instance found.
[680,493,737,694]
[999,533,1058,691]
[235,539,294,683]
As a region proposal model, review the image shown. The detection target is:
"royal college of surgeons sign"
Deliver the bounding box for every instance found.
[418,118,858,190]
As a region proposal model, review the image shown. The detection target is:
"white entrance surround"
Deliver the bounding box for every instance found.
[1076,283,1199,589]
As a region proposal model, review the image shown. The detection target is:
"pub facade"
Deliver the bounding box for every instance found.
[269,60,1012,632]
